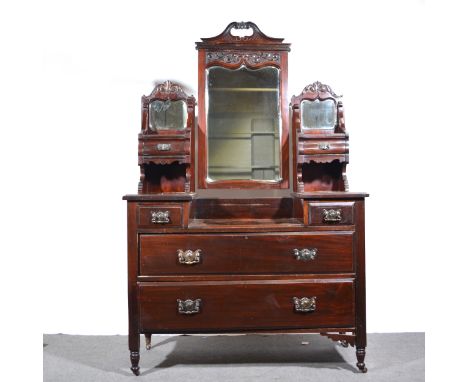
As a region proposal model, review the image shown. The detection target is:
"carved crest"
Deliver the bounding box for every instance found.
[301,81,341,98]
[201,21,283,43]
[291,81,343,110]
[153,80,188,97]
[142,80,194,110]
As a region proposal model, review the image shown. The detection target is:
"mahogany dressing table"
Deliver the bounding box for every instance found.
[124,22,368,375]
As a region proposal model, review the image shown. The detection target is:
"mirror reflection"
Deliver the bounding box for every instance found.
[206,66,281,181]
[149,100,187,131]
[301,99,337,130]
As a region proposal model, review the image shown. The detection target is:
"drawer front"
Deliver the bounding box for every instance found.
[137,205,183,227]
[299,140,348,155]
[307,202,354,226]
[142,139,189,156]
[139,279,355,331]
[139,232,354,275]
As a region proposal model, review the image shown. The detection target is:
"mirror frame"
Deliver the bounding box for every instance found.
[196,22,290,189]
[141,80,195,136]
[290,81,345,134]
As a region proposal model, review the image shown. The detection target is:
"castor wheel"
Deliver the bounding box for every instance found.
[356,347,367,373]
[357,363,367,373]
[145,334,152,351]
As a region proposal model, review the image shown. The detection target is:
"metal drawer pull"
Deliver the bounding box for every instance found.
[293,248,317,261]
[156,143,171,151]
[178,249,201,265]
[322,208,342,223]
[319,143,330,150]
[177,299,201,315]
[150,210,170,224]
[293,297,317,313]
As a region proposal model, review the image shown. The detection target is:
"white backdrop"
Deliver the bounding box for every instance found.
[2,0,467,365]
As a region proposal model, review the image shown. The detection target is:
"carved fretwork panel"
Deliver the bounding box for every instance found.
[206,51,280,67]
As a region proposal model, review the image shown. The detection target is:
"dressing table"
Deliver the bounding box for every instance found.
[123,22,368,375]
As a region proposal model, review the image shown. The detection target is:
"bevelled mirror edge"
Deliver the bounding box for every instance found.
[149,100,188,131]
[205,65,282,183]
[300,99,337,131]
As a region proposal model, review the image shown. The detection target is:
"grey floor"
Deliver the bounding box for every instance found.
[43,332,424,381]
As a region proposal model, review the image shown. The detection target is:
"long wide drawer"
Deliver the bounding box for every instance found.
[139,232,354,275]
[139,279,355,332]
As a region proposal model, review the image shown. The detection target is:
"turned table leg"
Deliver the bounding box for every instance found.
[129,331,140,376]
[356,347,367,373]
[130,351,140,376]
[145,334,152,350]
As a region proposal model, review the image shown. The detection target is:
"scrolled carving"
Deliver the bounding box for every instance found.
[155,80,187,96]
[206,51,280,66]
[320,332,356,347]
[301,81,341,98]
[142,80,192,109]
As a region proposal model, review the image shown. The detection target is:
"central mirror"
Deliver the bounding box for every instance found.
[206,66,281,182]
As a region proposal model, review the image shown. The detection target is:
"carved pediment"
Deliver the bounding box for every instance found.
[196,22,290,51]
[142,80,193,106]
[301,81,341,98]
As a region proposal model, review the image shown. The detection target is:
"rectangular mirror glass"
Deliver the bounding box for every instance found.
[300,99,336,130]
[206,66,281,182]
[149,100,187,131]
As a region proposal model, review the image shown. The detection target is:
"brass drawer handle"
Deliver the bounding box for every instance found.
[151,210,170,224]
[177,299,201,315]
[156,143,171,151]
[293,248,317,261]
[178,249,201,265]
[322,208,342,223]
[293,297,317,313]
[319,143,330,150]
